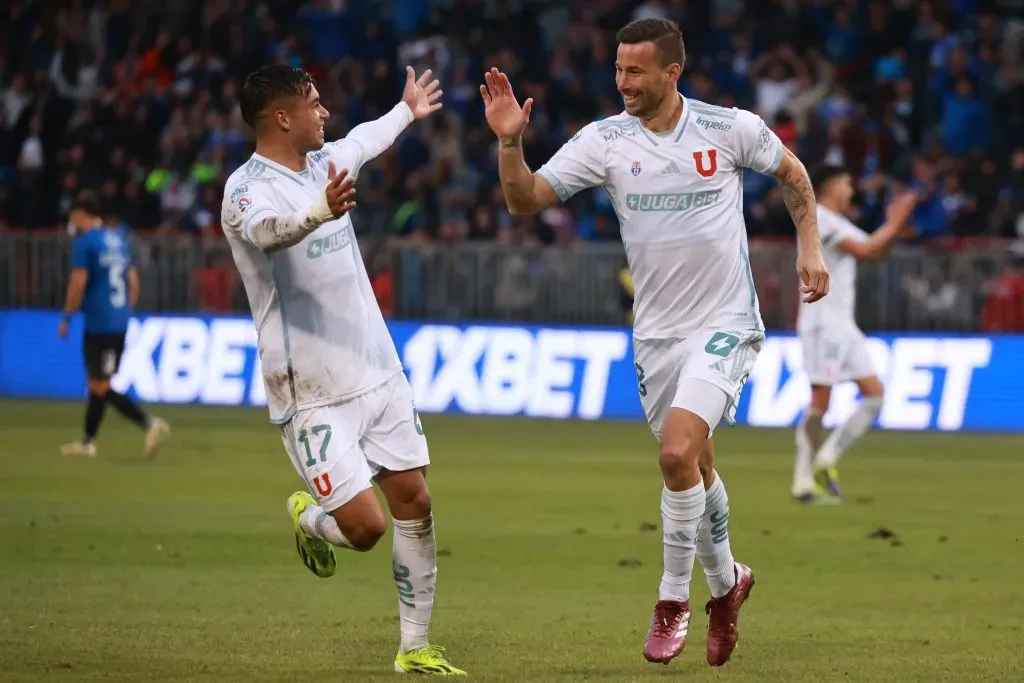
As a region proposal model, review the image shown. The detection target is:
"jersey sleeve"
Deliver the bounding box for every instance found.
[221,180,278,247]
[71,235,91,269]
[733,110,784,175]
[322,139,367,181]
[819,211,868,249]
[536,123,607,202]
[322,102,414,180]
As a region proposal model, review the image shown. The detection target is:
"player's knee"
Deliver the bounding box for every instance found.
[402,486,432,520]
[658,432,702,482]
[88,379,110,397]
[858,377,885,403]
[347,517,388,551]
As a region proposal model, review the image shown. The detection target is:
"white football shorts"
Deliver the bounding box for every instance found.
[799,323,877,386]
[279,372,430,512]
[634,328,764,438]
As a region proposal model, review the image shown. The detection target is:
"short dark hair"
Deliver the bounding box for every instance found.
[70,190,104,218]
[809,164,849,197]
[239,65,317,128]
[616,18,686,69]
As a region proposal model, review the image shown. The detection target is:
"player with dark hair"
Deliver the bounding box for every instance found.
[482,17,829,668]
[221,65,464,675]
[792,165,916,503]
[59,191,170,458]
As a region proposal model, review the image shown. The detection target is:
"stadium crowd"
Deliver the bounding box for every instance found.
[1,0,1023,328]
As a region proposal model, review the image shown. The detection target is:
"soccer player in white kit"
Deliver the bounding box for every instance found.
[481,19,829,668]
[220,65,464,676]
[793,165,917,504]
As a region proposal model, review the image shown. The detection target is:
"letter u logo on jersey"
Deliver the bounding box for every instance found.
[313,473,333,497]
[693,149,718,178]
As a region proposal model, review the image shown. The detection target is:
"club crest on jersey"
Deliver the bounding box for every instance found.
[631,161,643,176]
[237,196,252,212]
[693,149,718,178]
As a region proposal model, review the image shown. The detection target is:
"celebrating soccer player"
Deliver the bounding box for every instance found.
[219,65,463,675]
[481,19,829,667]
[58,191,170,459]
[792,166,917,503]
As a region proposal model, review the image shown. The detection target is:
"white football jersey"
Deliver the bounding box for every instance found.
[537,96,783,340]
[796,206,868,331]
[221,142,401,424]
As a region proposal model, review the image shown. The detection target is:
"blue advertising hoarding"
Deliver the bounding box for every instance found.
[1,309,1021,432]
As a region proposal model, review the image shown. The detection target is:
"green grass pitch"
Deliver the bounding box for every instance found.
[1,400,1021,682]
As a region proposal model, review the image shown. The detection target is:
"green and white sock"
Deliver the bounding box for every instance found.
[696,473,737,598]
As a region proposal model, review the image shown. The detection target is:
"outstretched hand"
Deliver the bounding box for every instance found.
[325,161,357,218]
[402,66,443,120]
[480,67,534,142]
[885,191,918,224]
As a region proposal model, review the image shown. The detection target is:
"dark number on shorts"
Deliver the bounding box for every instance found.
[634,362,648,398]
[298,424,332,468]
[412,405,424,436]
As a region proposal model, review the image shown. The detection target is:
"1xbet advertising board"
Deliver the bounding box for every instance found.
[1,310,1020,432]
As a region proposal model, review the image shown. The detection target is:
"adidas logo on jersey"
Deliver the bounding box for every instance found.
[661,161,683,175]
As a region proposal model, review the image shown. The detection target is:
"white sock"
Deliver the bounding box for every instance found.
[393,515,436,653]
[659,482,705,603]
[794,410,824,493]
[696,473,737,599]
[815,396,883,468]
[299,505,354,549]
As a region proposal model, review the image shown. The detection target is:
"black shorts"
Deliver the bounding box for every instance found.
[83,332,127,379]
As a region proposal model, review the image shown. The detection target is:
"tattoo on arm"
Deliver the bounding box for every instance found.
[779,169,814,230]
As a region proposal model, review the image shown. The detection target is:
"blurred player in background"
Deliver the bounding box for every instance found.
[220,65,464,676]
[58,191,170,458]
[792,166,917,504]
[482,18,828,668]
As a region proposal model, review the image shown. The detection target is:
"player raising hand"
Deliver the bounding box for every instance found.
[220,64,463,676]
[793,167,916,504]
[483,18,827,669]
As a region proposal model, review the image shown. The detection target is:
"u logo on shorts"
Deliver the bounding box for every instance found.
[313,473,333,497]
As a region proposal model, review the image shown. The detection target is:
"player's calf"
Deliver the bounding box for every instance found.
[814,381,884,498]
[378,468,437,654]
[296,488,387,552]
[332,499,388,551]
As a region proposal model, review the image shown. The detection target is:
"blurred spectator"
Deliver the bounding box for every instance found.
[0,0,1019,255]
[981,255,1024,333]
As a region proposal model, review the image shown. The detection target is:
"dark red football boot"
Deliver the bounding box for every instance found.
[643,600,691,664]
[705,563,755,666]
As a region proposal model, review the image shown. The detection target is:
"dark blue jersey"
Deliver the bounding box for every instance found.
[71,227,133,333]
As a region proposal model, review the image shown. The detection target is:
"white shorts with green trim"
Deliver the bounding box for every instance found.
[634,328,764,437]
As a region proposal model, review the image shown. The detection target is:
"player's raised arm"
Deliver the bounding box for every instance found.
[481,68,561,215]
[226,163,357,254]
[337,67,442,174]
[837,191,917,261]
